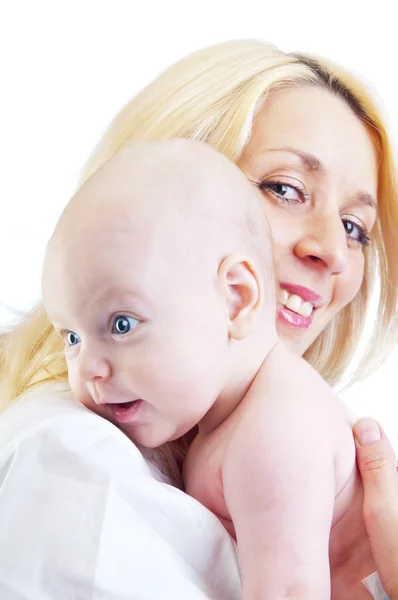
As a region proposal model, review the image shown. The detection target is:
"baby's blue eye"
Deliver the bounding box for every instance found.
[112,315,139,335]
[66,331,80,346]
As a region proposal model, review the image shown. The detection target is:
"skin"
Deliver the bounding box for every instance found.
[42,87,383,597]
[242,87,396,595]
[237,86,378,354]
[44,87,379,409]
[354,417,398,600]
[43,140,275,448]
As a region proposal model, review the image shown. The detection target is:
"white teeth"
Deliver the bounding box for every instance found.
[285,294,302,313]
[279,290,314,317]
[300,301,313,317]
[279,289,289,305]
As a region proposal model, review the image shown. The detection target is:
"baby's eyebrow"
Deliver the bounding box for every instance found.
[101,288,146,303]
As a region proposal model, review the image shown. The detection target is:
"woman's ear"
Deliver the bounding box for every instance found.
[218,254,263,340]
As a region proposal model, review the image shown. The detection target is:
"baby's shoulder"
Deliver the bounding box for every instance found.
[332,400,358,503]
[184,432,228,520]
[245,353,357,479]
[185,430,225,481]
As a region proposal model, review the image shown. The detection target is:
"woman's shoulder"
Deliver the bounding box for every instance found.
[1,381,186,488]
[0,382,241,599]
[0,381,175,489]
[0,382,142,458]
[0,381,93,441]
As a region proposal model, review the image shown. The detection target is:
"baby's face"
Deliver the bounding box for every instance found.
[43,140,273,446]
[43,206,231,448]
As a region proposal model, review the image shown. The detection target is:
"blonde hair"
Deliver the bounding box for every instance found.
[1,39,397,410]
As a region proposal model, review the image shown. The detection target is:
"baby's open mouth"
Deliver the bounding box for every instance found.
[109,399,143,423]
[115,400,137,409]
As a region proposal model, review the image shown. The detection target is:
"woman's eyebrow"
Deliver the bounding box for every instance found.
[266,146,327,174]
[266,146,378,210]
[355,192,378,212]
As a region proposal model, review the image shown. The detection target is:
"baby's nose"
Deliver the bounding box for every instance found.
[77,345,112,383]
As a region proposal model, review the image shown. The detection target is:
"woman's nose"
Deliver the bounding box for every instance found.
[294,212,347,275]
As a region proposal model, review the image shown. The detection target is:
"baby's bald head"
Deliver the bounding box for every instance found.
[47,139,271,273]
[43,139,275,350]
[42,141,278,449]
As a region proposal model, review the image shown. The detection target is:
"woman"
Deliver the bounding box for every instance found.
[0,40,397,598]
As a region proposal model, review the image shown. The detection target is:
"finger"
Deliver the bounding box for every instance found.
[353,417,398,599]
[354,417,398,489]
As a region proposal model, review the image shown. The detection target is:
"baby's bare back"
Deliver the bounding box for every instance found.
[184,344,377,599]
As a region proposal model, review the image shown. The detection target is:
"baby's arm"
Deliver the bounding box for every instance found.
[222,382,337,599]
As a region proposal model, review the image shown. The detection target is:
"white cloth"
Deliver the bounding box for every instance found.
[0,383,241,599]
[362,572,389,600]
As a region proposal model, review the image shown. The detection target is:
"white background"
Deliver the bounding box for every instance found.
[1,1,397,444]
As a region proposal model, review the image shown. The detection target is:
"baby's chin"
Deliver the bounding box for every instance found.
[119,421,179,450]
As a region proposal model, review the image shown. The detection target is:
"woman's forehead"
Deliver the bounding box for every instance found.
[243,86,378,197]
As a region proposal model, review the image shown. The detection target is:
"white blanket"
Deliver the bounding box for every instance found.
[0,383,241,599]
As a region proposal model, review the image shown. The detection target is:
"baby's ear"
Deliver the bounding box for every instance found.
[218,255,262,340]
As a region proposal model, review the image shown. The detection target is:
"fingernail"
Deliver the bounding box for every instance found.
[354,417,381,446]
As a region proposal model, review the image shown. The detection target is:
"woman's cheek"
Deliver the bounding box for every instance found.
[335,253,365,310]
[261,210,297,269]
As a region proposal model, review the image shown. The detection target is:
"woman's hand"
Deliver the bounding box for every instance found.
[354,417,398,599]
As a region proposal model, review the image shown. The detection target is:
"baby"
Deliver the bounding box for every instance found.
[42,139,383,599]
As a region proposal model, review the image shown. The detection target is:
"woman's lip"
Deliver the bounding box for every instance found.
[277,305,313,329]
[279,283,324,308]
[109,400,143,423]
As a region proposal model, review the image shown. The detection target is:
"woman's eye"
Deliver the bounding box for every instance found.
[342,218,370,248]
[259,181,308,204]
[66,331,80,346]
[112,315,140,335]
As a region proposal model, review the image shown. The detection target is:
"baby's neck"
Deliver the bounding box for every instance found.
[198,335,280,436]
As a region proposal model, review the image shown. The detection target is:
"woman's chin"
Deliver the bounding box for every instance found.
[276,321,314,356]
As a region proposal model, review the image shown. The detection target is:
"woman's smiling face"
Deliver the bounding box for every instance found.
[237,86,378,355]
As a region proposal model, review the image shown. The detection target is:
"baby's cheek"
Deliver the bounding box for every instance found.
[67,366,88,405]
[68,374,101,416]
